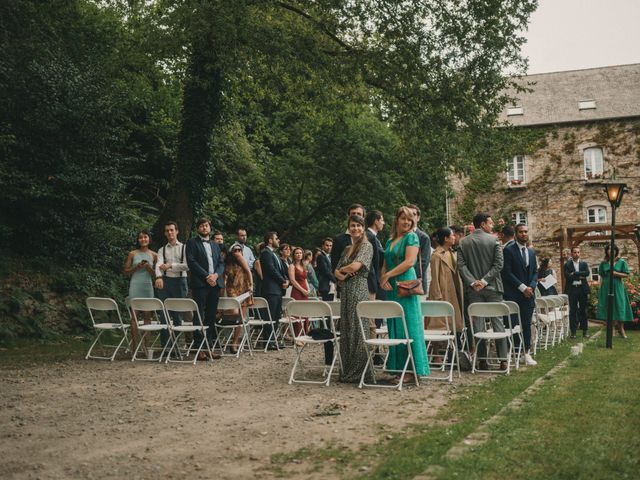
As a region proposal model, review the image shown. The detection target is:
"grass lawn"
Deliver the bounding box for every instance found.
[268,327,640,479]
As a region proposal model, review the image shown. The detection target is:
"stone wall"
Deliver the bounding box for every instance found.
[449,119,640,280]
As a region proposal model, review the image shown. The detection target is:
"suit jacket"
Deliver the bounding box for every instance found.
[414,228,431,292]
[563,259,590,295]
[316,252,335,292]
[260,247,289,296]
[365,229,384,295]
[331,233,351,273]
[186,237,225,289]
[458,230,504,293]
[501,242,538,308]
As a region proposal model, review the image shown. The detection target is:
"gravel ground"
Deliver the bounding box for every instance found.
[0,347,487,479]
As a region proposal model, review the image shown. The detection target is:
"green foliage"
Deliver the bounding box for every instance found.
[0,0,177,266]
[1,0,540,336]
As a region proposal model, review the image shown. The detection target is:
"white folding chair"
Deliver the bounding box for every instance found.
[247,297,278,352]
[214,297,253,357]
[547,295,565,344]
[277,297,298,344]
[357,301,419,391]
[287,301,340,387]
[85,297,130,361]
[326,300,341,331]
[467,302,513,374]
[502,301,525,368]
[421,301,460,382]
[129,298,169,362]
[163,298,213,364]
[558,294,570,341]
[534,297,554,350]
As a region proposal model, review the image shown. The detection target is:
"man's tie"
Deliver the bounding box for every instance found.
[521,246,527,266]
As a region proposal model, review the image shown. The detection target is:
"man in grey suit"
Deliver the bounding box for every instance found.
[458,212,508,370]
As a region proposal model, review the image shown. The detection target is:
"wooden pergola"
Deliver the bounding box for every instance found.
[551,223,640,289]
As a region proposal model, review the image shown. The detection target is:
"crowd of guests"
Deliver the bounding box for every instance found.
[124,203,635,375]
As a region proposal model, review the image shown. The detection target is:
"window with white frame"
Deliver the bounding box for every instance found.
[584,147,604,179]
[507,155,525,184]
[586,205,607,224]
[590,267,600,282]
[511,210,527,225]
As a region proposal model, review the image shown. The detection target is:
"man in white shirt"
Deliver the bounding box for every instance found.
[155,221,189,347]
[236,228,255,269]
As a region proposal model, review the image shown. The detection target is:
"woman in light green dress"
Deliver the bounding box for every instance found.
[124,231,157,350]
[380,206,429,382]
[596,245,633,338]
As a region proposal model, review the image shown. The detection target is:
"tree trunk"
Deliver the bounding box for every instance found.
[156,34,223,241]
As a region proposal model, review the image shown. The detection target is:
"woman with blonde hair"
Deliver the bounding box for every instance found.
[380,206,430,382]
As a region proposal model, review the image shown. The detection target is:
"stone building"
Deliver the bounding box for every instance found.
[449,63,640,283]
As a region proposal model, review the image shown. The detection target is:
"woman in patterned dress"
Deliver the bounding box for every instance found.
[380,206,430,383]
[335,214,373,383]
[223,243,254,353]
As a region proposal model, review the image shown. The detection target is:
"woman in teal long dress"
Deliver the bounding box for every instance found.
[380,206,429,381]
[596,245,633,338]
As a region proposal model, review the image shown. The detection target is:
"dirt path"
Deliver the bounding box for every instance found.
[0,349,485,479]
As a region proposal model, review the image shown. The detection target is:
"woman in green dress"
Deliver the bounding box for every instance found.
[380,206,429,382]
[597,245,633,338]
[335,215,374,383]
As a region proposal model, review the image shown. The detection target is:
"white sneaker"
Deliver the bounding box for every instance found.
[524,353,537,366]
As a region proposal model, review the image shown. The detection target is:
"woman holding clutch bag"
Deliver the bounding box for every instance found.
[380,206,429,382]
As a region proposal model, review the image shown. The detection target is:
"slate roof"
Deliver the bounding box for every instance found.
[500,63,640,126]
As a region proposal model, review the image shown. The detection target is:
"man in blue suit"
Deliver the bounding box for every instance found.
[186,217,225,360]
[501,223,538,366]
[259,231,289,348]
[563,246,590,338]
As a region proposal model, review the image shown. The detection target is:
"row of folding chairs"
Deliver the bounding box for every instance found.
[533,294,569,351]
[86,296,283,363]
[285,299,525,388]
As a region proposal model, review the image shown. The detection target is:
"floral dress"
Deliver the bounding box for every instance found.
[337,241,373,383]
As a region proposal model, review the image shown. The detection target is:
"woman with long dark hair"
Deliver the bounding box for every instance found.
[124,230,157,350]
[335,214,373,383]
[223,243,254,353]
[536,257,558,296]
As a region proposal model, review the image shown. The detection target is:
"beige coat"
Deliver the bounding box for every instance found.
[426,246,464,332]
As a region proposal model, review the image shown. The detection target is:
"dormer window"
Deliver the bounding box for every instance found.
[579,100,596,110]
[584,147,604,179]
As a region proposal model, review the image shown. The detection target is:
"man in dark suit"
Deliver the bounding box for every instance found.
[186,217,224,360]
[458,212,508,370]
[563,246,590,338]
[259,231,289,347]
[365,210,385,301]
[501,224,538,366]
[316,237,335,301]
[407,204,431,297]
[332,203,365,297]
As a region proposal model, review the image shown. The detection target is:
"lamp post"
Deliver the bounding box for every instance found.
[603,183,627,349]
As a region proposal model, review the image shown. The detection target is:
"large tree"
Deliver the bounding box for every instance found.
[155,0,537,239]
